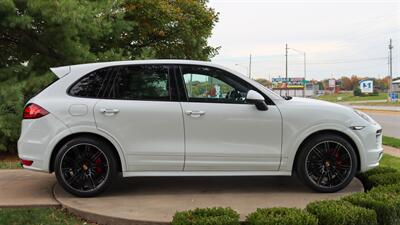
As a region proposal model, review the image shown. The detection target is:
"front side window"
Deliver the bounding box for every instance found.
[180,65,250,103]
[111,65,174,101]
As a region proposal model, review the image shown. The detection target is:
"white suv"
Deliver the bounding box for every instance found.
[18,60,383,197]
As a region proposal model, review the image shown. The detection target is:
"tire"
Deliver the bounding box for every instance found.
[54,136,118,197]
[296,133,358,193]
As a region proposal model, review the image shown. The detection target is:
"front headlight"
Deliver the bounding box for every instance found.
[354,109,375,124]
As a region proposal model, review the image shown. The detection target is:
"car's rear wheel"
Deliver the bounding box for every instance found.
[54,136,117,197]
[296,134,358,193]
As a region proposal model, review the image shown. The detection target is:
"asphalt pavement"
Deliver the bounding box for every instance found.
[364,111,400,138]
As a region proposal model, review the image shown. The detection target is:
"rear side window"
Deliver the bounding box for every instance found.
[110,65,176,101]
[69,67,114,98]
[69,65,177,101]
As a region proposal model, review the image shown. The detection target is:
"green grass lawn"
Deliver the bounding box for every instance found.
[0,161,22,169]
[0,207,90,225]
[317,92,388,102]
[383,136,400,149]
[377,136,400,169]
[380,154,400,170]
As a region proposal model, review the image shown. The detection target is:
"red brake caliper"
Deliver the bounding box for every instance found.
[95,158,102,173]
[335,152,342,168]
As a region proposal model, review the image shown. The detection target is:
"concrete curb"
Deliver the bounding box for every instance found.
[0,204,60,209]
[53,185,169,225]
[351,106,400,112]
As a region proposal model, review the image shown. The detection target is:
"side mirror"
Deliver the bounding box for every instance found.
[246,90,268,111]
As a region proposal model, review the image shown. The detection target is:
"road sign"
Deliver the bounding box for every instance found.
[328,79,335,88]
[360,80,373,93]
[390,92,398,102]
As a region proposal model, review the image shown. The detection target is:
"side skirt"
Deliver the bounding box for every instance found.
[122,171,292,177]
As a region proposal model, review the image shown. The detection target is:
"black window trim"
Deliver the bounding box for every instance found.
[176,64,275,105]
[67,64,179,102]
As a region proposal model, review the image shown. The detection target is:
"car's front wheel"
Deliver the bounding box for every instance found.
[54,136,117,197]
[296,134,358,193]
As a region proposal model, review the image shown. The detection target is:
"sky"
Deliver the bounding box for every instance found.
[207,0,400,80]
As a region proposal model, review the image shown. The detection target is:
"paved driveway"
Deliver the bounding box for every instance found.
[0,170,58,207]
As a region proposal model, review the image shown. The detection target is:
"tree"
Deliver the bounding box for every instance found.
[340,76,352,91]
[350,75,360,90]
[0,0,219,153]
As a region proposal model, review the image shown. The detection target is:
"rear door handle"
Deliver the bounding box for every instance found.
[100,108,119,116]
[185,110,206,118]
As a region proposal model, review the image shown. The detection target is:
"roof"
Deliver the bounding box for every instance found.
[50,59,217,78]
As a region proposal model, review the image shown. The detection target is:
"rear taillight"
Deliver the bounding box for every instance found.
[20,159,33,166]
[23,103,49,119]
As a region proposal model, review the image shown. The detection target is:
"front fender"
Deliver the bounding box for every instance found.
[281,122,365,172]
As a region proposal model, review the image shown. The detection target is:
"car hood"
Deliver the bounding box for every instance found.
[287,97,349,108]
[279,97,356,116]
[276,97,373,128]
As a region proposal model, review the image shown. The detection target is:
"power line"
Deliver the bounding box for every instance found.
[304,57,388,65]
[252,56,388,65]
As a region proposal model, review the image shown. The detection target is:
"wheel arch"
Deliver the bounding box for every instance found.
[292,129,361,173]
[49,132,123,173]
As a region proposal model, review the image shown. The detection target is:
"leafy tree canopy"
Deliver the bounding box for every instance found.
[0,0,219,152]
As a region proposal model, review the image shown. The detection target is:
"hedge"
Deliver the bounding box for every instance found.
[356,167,398,190]
[171,207,240,225]
[305,200,377,225]
[245,208,318,225]
[369,184,400,195]
[367,172,400,188]
[342,191,400,225]
[170,166,400,225]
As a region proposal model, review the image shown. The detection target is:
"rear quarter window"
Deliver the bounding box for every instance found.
[69,67,114,98]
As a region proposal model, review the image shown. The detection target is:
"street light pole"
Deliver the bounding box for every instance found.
[288,47,307,97]
[249,54,252,79]
[389,38,393,101]
[304,52,307,97]
[285,44,288,96]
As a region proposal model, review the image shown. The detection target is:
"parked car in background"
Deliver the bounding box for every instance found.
[18,60,383,197]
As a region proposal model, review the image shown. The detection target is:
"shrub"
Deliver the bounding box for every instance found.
[245,208,318,225]
[369,184,400,195]
[343,191,400,225]
[367,172,400,188]
[353,87,361,96]
[306,200,377,225]
[357,167,398,190]
[171,207,240,225]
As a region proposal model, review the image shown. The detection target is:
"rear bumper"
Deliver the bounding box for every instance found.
[18,114,69,172]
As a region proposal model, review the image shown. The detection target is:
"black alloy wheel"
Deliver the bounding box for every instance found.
[296,134,357,193]
[55,136,117,197]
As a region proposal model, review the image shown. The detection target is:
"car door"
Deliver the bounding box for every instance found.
[94,64,185,171]
[178,65,282,171]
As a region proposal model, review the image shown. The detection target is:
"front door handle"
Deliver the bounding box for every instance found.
[100,108,119,116]
[185,110,206,118]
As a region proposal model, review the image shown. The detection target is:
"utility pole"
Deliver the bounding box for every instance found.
[249,54,252,78]
[388,38,393,101]
[303,52,306,97]
[285,44,288,96]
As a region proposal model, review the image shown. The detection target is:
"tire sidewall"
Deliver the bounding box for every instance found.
[54,136,117,197]
[296,134,358,193]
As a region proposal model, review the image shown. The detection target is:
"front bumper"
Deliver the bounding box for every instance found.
[356,123,384,172]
